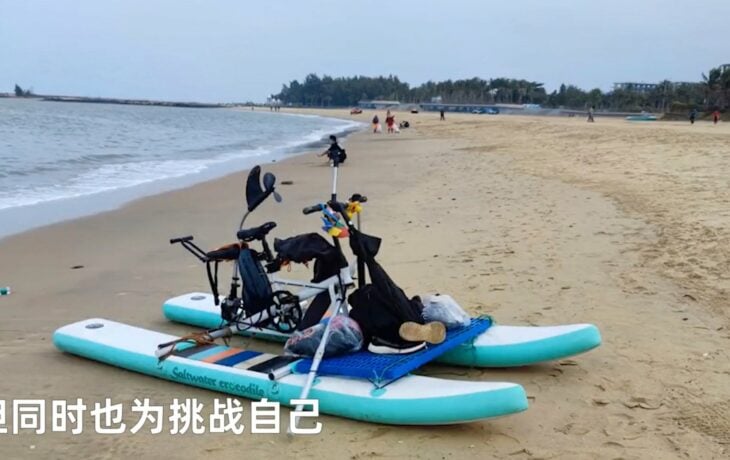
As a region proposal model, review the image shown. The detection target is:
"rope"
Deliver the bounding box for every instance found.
[157,331,217,361]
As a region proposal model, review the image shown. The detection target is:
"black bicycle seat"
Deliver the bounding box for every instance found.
[237,221,277,242]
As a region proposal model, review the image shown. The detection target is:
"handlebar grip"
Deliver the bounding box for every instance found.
[170,236,194,244]
[349,193,367,203]
[302,204,322,215]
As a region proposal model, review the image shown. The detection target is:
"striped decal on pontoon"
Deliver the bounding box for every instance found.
[173,343,288,372]
[216,350,261,367]
[174,343,217,358]
[173,341,299,374]
[186,345,228,361]
[200,347,245,363]
[233,352,277,370]
[247,355,299,373]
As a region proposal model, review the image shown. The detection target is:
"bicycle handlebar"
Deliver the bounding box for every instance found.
[302,194,368,216]
[302,204,322,215]
[170,235,194,244]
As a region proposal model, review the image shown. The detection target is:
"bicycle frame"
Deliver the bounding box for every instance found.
[229,264,354,331]
[169,162,364,335]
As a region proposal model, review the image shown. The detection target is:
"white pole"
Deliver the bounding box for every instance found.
[331,164,338,200]
[288,283,343,433]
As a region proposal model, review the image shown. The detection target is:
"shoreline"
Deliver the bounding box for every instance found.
[1,110,729,458]
[0,109,364,241]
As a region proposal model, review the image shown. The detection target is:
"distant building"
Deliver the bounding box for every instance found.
[419,103,501,114]
[720,63,730,72]
[613,82,658,93]
[358,100,400,109]
[671,81,701,87]
[613,80,701,93]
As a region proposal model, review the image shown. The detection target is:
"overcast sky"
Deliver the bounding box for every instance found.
[1,0,728,102]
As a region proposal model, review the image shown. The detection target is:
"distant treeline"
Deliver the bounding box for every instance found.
[274,65,729,112]
[14,84,33,97]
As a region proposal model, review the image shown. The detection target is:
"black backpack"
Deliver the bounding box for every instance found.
[346,229,424,345]
[348,284,423,345]
[238,248,273,315]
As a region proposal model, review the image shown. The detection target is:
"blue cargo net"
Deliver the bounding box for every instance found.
[294,316,492,386]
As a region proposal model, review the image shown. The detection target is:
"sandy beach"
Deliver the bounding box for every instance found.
[1,110,729,459]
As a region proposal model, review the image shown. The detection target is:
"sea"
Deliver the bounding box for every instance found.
[0,98,361,239]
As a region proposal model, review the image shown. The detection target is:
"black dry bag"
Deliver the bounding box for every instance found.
[238,248,273,315]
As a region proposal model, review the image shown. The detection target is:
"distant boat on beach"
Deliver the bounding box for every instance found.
[625,113,658,121]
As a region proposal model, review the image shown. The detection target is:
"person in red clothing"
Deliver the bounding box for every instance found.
[383,109,395,133]
[712,109,721,124]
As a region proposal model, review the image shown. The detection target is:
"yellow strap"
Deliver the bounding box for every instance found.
[346,202,363,219]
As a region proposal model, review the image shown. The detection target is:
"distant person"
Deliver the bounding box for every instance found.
[385,109,394,133]
[689,109,697,124]
[440,109,445,121]
[713,109,721,124]
[385,113,396,133]
[318,135,347,164]
[372,115,381,133]
[587,106,595,123]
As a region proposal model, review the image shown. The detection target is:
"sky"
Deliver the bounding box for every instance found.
[1,0,728,103]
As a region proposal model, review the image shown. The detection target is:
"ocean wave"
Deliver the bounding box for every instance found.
[1,152,139,178]
[0,153,259,210]
[67,152,138,164]
[0,113,364,213]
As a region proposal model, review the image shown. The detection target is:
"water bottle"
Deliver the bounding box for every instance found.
[0,287,10,296]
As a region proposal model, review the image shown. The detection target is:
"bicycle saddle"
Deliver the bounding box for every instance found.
[237,221,277,242]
